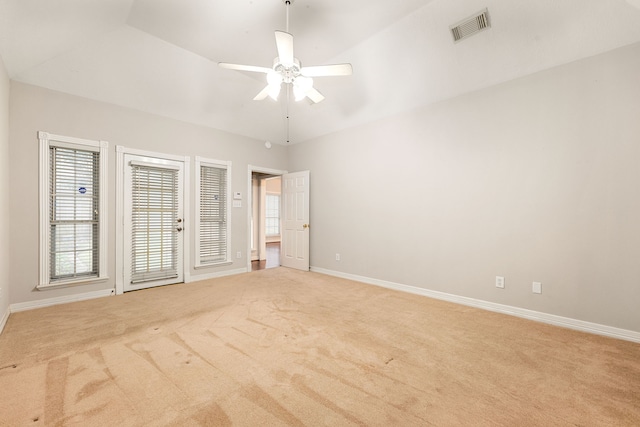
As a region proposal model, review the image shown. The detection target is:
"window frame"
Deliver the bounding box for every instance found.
[265,193,281,236]
[38,131,108,288]
[195,156,232,268]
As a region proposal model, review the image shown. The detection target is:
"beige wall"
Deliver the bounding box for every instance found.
[289,42,640,332]
[5,42,640,334]
[8,82,287,305]
[266,176,281,193]
[0,56,10,321]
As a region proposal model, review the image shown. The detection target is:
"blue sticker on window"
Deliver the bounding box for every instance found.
[78,187,87,194]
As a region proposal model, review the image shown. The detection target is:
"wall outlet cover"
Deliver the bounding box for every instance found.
[533,281,542,294]
[495,276,505,288]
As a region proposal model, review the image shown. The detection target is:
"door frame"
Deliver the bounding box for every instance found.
[247,165,287,272]
[116,146,191,295]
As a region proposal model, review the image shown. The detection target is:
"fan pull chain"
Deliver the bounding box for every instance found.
[285,0,291,143]
[286,84,291,143]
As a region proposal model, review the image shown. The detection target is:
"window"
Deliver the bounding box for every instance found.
[265,194,280,236]
[195,157,231,267]
[39,132,108,287]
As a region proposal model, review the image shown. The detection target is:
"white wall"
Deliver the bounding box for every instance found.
[289,42,640,333]
[0,56,10,326]
[8,82,287,306]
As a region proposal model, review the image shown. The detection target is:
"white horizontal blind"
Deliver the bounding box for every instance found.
[49,147,100,281]
[130,164,179,283]
[199,164,227,264]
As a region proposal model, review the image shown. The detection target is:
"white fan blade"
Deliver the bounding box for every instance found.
[275,31,294,65]
[253,85,271,101]
[301,63,353,77]
[219,63,271,74]
[306,87,325,104]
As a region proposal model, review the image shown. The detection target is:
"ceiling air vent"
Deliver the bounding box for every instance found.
[450,8,490,43]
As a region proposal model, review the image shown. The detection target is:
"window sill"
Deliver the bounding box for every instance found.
[194,260,233,270]
[37,276,109,290]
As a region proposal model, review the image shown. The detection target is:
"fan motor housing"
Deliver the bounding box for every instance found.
[273,57,301,83]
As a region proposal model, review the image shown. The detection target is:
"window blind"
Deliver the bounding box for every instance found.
[49,147,99,281]
[265,194,280,236]
[130,164,179,283]
[199,165,227,264]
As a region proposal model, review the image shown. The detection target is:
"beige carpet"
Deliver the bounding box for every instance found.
[0,268,638,426]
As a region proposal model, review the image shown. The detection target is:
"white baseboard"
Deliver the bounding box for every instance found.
[311,267,640,344]
[10,288,115,313]
[186,267,248,283]
[0,305,9,334]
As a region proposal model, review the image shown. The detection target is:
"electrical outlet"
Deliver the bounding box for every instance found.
[495,276,505,289]
[236,251,242,259]
[533,281,542,294]
[335,253,341,261]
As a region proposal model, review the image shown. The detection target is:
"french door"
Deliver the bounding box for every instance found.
[123,154,185,291]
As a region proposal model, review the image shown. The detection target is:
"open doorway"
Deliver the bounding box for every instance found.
[251,173,281,271]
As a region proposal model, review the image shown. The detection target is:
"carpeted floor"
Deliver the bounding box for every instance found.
[0,268,639,426]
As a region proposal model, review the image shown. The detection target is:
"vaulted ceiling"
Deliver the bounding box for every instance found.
[1,0,640,144]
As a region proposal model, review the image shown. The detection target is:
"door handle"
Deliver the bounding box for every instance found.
[303,224,309,229]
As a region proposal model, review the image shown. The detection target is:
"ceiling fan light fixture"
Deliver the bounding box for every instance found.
[268,84,281,101]
[267,71,283,86]
[218,0,351,106]
[293,76,313,101]
[293,87,305,101]
[266,71,283,100]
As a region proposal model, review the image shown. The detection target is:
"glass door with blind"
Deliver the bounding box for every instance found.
[123,154,184,291]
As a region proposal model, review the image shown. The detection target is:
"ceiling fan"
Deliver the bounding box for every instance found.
[218,0,353,104]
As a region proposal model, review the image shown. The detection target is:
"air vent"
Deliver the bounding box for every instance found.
[450,9,490,43]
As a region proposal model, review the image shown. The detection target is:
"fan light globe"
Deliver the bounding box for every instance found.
[293,76,313,101]
[268,84,281,101]
[298,76,313,91]
[267,71,283,86]
[266,71,283,100]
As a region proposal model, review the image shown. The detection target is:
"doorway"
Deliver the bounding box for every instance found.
[247,166,310,273]
[116,148,189,294]
[251,172,282,271]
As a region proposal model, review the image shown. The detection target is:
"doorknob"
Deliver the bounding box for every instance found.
[177,218,182,223]
[303,224,309,229]
[176,227,183,232]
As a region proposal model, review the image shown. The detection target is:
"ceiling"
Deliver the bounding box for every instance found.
[1,0,640,145]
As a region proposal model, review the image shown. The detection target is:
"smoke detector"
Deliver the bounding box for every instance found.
[450,8,491,43]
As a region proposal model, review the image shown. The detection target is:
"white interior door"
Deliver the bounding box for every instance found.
[123,154,184,291]
[280,171,310,271]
